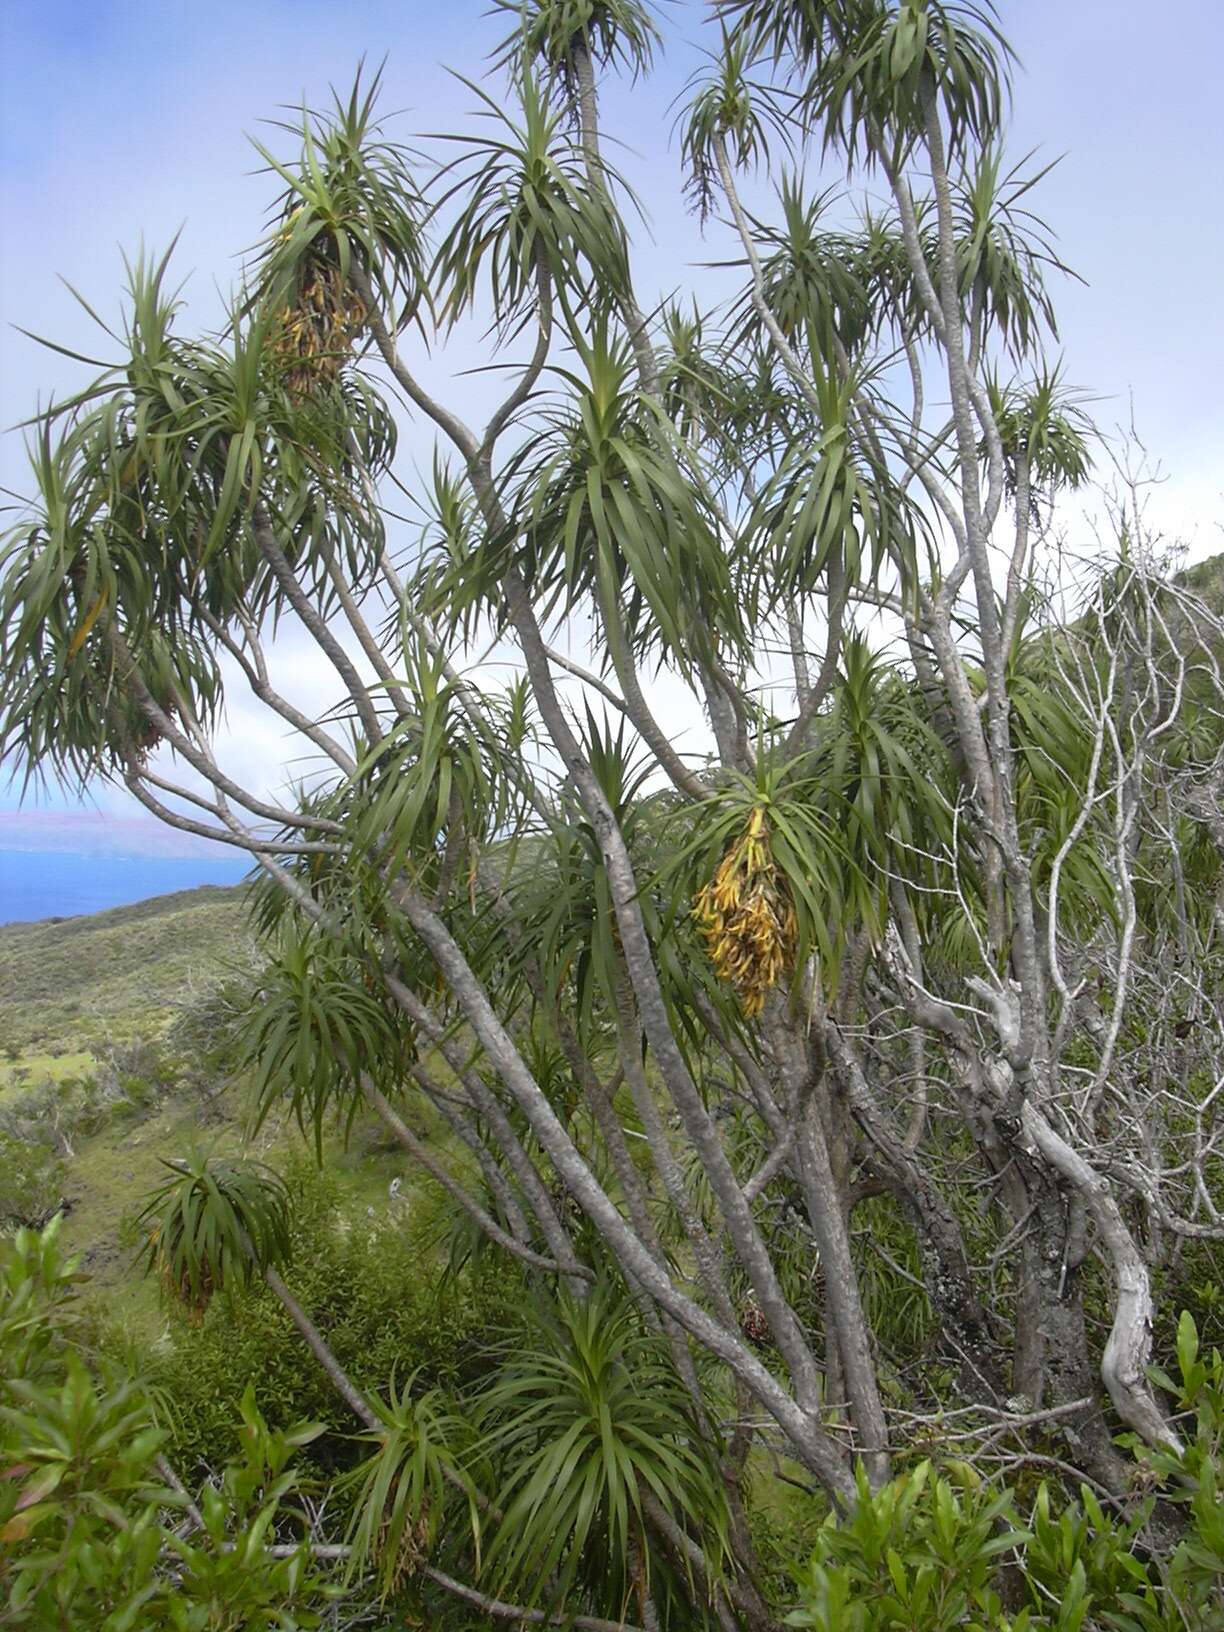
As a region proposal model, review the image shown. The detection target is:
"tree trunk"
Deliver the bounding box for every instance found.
[262,1264,380,1431]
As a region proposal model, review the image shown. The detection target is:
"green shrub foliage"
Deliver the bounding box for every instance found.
[0,1219,350,1629]
[0,1134,66,1231]
[788,1318,1224,1631]
[138,1162,514,1480]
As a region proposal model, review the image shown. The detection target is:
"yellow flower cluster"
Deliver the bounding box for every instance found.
[693,805,796,1018]
[267,258,367,398]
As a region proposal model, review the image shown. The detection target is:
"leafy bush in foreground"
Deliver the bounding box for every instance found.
[5,1215,1224,1631]
[0,1219,348,1630]
[789,1316,1224,1631]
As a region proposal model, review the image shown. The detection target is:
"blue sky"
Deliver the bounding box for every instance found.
[2,0,1222,831]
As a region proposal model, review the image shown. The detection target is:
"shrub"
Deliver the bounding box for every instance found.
[0,1218,352,1629]
[0,1036,175,1157]
[0,1132,66,1229]
[787,1461,1025,1632]
[128,1161,518,1480]
[787,1320,1224,1631]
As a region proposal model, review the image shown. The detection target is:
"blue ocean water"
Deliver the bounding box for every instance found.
[0,850,251,924]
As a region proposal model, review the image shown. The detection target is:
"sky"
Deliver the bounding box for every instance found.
[2,0,1222,843]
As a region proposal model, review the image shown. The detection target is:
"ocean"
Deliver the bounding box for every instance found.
[0,849,251,925]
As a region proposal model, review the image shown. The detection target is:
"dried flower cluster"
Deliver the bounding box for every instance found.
[693,805,796,1018]
[150,1225,213,1323]
[380,1496,431,1590]
[267,256,367,398]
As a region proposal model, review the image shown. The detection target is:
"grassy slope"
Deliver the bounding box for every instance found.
[61,1091,409,1322]
[0,886,414,1313]
[0,885,251,1059]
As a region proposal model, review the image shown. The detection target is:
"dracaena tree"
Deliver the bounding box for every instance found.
[6,2,1224,1625]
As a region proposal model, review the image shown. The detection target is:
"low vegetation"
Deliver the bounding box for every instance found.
[0,886,247,1059]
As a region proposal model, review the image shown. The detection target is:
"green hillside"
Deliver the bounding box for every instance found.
[0,885,249,1061]
[0,887,254,1281]
[0,883,412,1296]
